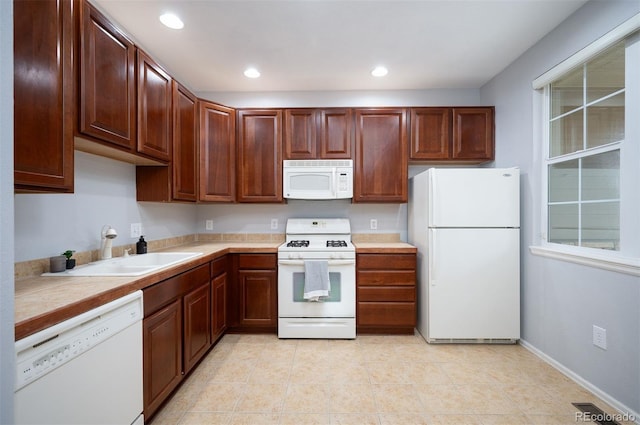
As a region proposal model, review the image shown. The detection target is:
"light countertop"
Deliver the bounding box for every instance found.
[15,240,416,341]
[15,242,279,341]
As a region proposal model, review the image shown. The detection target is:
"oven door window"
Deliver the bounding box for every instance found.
[292,272,341,302]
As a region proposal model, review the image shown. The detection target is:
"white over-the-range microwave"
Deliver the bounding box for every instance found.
[283,159,353,200]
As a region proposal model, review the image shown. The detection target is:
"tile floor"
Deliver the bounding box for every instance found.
[150,333,633,425]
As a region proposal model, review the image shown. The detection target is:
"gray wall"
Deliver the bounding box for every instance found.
[1,1,14,422]
[14,151,198,262]
[480,0,640,414]
[14,89,481,263]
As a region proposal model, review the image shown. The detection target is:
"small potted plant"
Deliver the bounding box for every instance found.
[62,250,76,269]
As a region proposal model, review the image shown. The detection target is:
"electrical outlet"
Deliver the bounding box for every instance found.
[205,220,214,231]
[370,219,378,230]
[130,223,142,238]
[271,218,278,230]
[593,325,607,350]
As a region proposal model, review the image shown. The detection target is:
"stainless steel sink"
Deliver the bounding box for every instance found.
[48,252,203,277]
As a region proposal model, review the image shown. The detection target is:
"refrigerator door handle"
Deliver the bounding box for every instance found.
[429,229,436,286]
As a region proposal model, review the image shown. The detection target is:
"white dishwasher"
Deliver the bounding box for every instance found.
[15,290,144,425]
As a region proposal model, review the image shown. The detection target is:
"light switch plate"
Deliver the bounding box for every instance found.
[130,223,142,238]
[593,325,607,350]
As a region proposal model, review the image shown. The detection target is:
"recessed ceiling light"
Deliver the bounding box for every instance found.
[159,13,184,30]
[371,66,388,77]
[244,68,261,78]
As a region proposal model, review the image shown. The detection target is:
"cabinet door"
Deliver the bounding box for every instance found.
[137,50,172,162]
[409,108,451,160]
[172,81,197,201]
[135,81,197,202]
[14,0,74,193]
[199,101,236,202]
[452,107,494,161]
[183,282,211,374]
[238,270,277,327]
[236,110,283,203]
[354,108,408,203]
[211,272,228,341]
[284,109,317,159]
[143,299,182,418]
[79,1,136,150]
[319,108,353,158]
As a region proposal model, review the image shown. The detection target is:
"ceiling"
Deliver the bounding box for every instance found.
[93,0,588,93]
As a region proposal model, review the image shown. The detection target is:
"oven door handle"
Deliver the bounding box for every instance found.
[277,259,356,266]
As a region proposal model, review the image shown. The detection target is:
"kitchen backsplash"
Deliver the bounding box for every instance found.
[14,232,399,279]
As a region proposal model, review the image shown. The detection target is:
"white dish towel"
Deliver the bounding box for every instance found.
[303,260,330,301]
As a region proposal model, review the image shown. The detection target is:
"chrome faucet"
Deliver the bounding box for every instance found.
[100,225,118,260]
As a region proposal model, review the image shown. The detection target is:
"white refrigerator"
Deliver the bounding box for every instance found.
[408,168,520,342]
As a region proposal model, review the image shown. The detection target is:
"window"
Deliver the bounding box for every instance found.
[532,16,640,273]
[547,42,624,250]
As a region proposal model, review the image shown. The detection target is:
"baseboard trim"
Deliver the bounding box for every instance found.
[519,339,640,424]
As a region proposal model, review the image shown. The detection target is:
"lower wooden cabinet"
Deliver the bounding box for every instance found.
[182,282,211,373]
[142,299,182,419]
[142,263,210,419]
[228,254,278,332]
[356,253,416,334]
[211,256,228,342]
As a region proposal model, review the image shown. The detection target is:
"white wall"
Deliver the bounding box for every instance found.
[0,1,14,422]
[14,151,198,262]
[481,0,640,414]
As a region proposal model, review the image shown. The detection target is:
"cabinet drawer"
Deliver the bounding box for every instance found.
[358,286,415,302]
[357,302,416,327]
[238,254,277,270]
[357,254,415,270]
[211,256,228,277]
[143,264,210,316]
[357,270,415,286]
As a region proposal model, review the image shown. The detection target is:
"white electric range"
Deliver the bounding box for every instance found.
[277,218,356,339]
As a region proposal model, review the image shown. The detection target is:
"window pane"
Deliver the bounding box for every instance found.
[581,202,619,250]
[550,66,583,118]
[581,150,620,201]
[550,110,583,157]
[549,159,578,202]
[586,92,624,148]
[586,41,624,103]
[549,204,578,246]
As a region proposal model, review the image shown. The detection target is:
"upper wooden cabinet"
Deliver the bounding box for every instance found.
[172,82,198,201]
[284,108,352,159]
[79,1,136,151]
[354,108,408,203]
[199,101,236,202]
[137,50,172,162]
[236,109,283,203]
[410,107,494,163]
[14,0,75,193]
[410,108,451,160]
[284,109,316,158]
[452,107,494,161]
[136,81,197,202]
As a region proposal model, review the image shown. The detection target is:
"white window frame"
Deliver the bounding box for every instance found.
[530,13,640,276]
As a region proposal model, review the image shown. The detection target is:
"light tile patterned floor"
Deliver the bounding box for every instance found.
[149,333,633,425]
